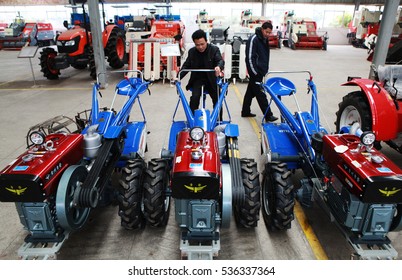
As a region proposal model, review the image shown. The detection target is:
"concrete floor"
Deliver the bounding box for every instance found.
[0,45,401,260]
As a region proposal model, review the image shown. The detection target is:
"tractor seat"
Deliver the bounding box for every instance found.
[116,78,141,96]
[265,77,296,96]
[378,65,402,99]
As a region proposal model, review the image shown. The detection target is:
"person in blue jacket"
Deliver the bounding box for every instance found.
[242,22,278,122]
[180,29,224,113]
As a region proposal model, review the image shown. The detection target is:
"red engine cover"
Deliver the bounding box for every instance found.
[322,134,402,203]
[171,131,221,199]
[0,133,84,202]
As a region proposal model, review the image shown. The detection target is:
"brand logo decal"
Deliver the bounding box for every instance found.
[45,162,63,181]
[184,183,207,193]
[379,187,401,197]
[5,186,27,195]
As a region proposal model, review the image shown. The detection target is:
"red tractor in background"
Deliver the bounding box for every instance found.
[127,11,185,80]
[39,1,126,80]
[347,7,402,64]
[347,7,382,49]
[280,11,328,50]
[0,14,55,50]
[365,8,402,64]
[336,65,402,154]
[240,9,281,49]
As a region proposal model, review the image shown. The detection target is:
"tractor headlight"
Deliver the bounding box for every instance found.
[29,131,46,146]
[64,40,76,46]
[190,127,205,141]
[361,131,376,146]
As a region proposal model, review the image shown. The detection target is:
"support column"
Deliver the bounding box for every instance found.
[369,0,399,79]
[88,0,107,87]
[261,0,266,17]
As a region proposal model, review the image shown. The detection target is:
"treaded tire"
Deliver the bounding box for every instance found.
[117,159,146,230]
[262,162,295,230]
[143,158,171,227]
[234,158,261,228]
[335,91,372,133]
[105,27,125,69]
[88,47,96,80]
[71,63,87,70]
[390,204,402,232]
[39,47,60,80]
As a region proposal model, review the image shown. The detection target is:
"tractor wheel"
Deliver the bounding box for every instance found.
[390,204,402,232]
[261,162,295,231]
[39,47,60,80]
[335,91,372,133]
[234,158,261,228]
[117,159,146,230]
[71,63,87,70]
[143,158,171,227]
[105,27,125,69]
[88,47,96,80]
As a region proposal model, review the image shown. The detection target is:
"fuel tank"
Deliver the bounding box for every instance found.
[0,133,84,202]
[171,131,221,200]
[322,134,402,203]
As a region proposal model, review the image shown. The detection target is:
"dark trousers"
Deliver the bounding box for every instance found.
[190,79,223,120]
[190,79,218,112]
[242,74,272,117]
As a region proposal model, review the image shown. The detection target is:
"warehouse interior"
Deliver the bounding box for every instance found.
[1,0,402,263]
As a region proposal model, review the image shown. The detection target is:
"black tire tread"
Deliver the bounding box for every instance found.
[105,27,125,69]
[234,158,261,228]
[117,159,146,230]
[143,158,170,227]
[39,47,60,80]
[262,162,295,231]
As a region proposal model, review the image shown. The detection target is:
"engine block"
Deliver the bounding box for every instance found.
[322,134,402,204]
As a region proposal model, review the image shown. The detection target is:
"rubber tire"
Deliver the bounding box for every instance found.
[390,204,402,232]
[335,91,372,133]
[105,27,125,69]
[71,63,87,70]
[117,159,146,230]
[88,46,96,80]
[234,158,261,228]
[39,47,60,80]
[262,162,295,231]
[143,158,171,227]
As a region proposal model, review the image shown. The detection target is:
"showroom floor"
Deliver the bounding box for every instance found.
[0,44,401,260]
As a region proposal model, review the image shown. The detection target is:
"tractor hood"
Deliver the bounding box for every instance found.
[57,26,89,41]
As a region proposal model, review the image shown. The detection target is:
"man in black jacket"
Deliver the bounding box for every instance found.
[242,22,278,122]
[180,29,224,113]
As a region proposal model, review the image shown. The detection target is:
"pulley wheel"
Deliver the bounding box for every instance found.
[56,165,90,231]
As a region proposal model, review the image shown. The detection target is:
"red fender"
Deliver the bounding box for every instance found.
[102,24,117,48]
[342,78,400,140]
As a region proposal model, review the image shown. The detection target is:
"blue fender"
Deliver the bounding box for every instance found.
[121,122,147,158]
[261,122,301,170]
[168,121,187,153]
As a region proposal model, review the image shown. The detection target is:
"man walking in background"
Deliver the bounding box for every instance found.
[241,21,278,122]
